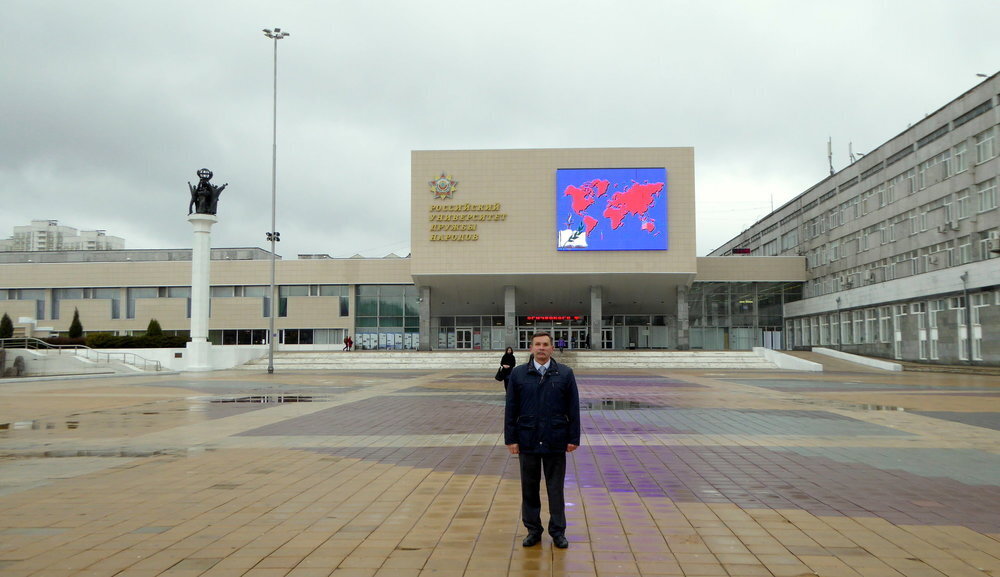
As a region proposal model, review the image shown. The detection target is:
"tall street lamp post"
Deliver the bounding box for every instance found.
[263,27,289,374]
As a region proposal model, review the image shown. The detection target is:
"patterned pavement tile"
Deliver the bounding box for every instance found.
[911,411,1000,431]
[1,365,999,577]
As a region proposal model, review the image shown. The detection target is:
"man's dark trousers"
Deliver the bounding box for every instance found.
[518,451,567,537]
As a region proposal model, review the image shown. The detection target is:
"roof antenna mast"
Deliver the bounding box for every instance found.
[828,137,834,176]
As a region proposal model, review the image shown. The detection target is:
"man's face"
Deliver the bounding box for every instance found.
[531,336,553,364]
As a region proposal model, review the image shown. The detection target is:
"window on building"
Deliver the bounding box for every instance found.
[879,307,891,343]
[840,312,852,345]
[862,187,877,214]
[970,293,988,325]
[865,309,878,343]
[781,229,798,250]
[975,126,996,164]
[353,285,420,349]
[904,169,917,195]
[918,151,951,189]
[957,190,972,220]
[958,238,973,264]
[879,181,892,207]
[977,178,998,213]
[953,141,968,173]
[210,286,236,297]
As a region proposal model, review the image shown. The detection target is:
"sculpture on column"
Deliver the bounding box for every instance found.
[188,168,228,215]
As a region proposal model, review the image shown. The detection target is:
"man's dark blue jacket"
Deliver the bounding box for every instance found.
[504,360,581,453]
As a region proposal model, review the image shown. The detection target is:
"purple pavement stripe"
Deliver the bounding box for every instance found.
[238,395,503,436]
[303,444,999,534]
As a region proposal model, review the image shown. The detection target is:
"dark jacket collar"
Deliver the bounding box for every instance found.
[528,359,559,374]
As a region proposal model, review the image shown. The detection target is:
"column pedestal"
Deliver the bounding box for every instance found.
[186,214,217,371]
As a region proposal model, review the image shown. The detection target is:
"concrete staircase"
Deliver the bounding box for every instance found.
[237,349,781,371]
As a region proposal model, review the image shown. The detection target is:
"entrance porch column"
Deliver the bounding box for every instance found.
[589,286,602,350]
[418,286,432,351]
[676,284,690,350]
[504,285,516,349]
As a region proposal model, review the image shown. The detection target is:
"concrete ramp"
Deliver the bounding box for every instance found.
[1,349,153,378]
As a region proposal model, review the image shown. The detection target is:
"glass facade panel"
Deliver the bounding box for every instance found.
[279,285,309,297]
[353,285,420,349]
[357,297,379,316]
[687,282,803,350]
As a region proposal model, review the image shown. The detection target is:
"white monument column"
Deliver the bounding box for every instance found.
[186,213,217,371]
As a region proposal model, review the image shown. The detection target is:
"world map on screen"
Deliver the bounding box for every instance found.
[556,168,668,251]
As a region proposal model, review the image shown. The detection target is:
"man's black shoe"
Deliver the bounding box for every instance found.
[552,534,569,549]
[522,533,542,547]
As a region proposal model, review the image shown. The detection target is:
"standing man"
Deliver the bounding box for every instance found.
[505,331,581,549]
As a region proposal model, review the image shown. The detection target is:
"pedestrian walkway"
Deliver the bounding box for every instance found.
[1,365,998,577]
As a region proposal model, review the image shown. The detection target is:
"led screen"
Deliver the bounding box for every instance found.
[556,168,668,251]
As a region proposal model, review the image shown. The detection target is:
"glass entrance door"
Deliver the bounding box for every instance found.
[601,328,613,349]
[518,329,534,350]
[456,327,473,350]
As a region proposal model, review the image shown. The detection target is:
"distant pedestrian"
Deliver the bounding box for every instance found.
[556,337,566,353]
[343,336,354,351]
[499,346,516,390]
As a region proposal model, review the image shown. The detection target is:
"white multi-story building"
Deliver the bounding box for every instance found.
[0,220,125,252]
[711,73,999,365]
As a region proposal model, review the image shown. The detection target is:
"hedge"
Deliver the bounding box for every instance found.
[84,333,190,349]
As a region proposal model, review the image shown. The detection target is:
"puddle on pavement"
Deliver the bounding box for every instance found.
[581,398,661,410]
[0,393,326,439]
[207,395,327,403]
[797,398,909,412]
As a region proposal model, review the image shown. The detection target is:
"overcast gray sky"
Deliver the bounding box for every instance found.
[2,0,998,259]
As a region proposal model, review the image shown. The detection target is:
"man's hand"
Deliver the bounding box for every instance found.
[567,444,578,453]
[507,444,519,454]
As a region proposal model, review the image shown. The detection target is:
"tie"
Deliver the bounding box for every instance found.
[538,365,545,376]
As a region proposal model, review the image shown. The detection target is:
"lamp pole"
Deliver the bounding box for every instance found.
[263,27,289,374]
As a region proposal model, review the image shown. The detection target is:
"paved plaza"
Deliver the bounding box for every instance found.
[1,359,998,577]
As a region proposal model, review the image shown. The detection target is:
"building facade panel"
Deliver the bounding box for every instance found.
[716,73,999,365]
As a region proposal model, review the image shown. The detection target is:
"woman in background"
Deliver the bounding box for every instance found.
[500,347,516,390]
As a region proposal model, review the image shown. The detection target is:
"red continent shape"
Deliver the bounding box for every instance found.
[589,179,611,198]
[584,215,598,235]
[564,184,595,215]
[603,206,627,230]
[607,182,663,216]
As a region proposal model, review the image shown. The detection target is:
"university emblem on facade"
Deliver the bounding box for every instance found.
[430,173,458,199]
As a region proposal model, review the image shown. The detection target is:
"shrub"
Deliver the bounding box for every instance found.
[85,333,189,349]
[146,319,163,337]
[0,313,13,339]
[68,308,84,339]
[44,337,86,346]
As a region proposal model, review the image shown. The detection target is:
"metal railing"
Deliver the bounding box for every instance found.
[0,337,162,372]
